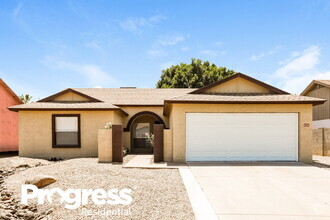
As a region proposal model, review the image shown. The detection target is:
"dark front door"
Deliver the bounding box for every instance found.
[132,122,154,154]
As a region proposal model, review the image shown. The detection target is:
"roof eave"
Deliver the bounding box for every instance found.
[165,100,325,105]
[38,88,103,103]
[8,107,129,116]
[0,79,23,104]
[301,80,330,95]
[301,80,317,95]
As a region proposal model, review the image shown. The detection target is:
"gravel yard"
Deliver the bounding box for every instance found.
[0,154,52,170]
[0,154,55,219]
[3,157,194,220]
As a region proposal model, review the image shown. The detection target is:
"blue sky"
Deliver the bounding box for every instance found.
[0,0,330,100]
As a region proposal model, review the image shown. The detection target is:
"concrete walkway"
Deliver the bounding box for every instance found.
[179,168,218,220]
[188,162,330,219]
[123,154,187,169]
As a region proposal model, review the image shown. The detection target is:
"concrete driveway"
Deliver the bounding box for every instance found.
[188,162,330,219]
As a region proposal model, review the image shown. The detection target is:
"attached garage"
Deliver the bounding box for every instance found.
[164,73,325,163]
[186,113,298,161]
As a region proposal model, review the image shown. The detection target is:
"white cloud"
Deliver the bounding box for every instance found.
[157,34,186,46]
[200,50,226,57]
[147,48,168,57]
[86,40,101,50]
[181,47,190,51]
[273,45,328,94]
[275,46,320,78]
[250,45,281,61]
[12,2,23,17]
[147,34,188,58]
[215,41,223,47]
[281,71,330,94]
[160,61,175,70]
[42,56,116,86]
[119,14,167,33]
[149,15,167,23]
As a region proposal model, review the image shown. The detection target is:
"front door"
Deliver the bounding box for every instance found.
[132,122,154,154]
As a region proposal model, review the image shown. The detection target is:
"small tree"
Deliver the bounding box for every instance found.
[156,58,236,88]
[19,94,33,103]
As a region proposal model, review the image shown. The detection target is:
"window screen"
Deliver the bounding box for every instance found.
[53,115,80,147]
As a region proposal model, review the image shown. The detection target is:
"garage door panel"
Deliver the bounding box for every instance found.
[186,113,298,161]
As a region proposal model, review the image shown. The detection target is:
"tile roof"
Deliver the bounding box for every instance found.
[166,93,325,104]
[73,88,195,105]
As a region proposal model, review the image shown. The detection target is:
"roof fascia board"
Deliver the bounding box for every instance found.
[38,88,102,103]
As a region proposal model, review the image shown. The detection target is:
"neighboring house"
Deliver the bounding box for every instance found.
[301,80,330,129]
[9,73,325,163]
[0,78,23,152]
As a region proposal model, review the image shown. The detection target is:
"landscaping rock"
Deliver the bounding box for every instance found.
[17,164,31,168]
[0,157,55,220]
[25,175,56,188]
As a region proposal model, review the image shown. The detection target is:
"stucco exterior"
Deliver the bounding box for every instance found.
[12,73,322,163]
[17,103,313,163]
[204,77,271,94]
[18,110,122,159]
[53,92,90,102]
[168,103,313,163]
[120,106,167,151]
[98,129,112,162]
[18,107,167,159]
[0,79,22,152]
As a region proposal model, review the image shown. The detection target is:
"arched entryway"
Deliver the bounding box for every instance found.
[124,111,165,154]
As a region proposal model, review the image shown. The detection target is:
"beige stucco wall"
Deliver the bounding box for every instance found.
[120,106,168,127]
[164,129,173,161]
[120,106,168,151]
[204,77,271,94]
[53,92,90,102]
[169,103,313,163]
[19,110,120,159]
[18,107,168,159]
[98,129,112,162]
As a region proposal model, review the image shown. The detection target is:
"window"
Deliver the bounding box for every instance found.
[52,114,80,148]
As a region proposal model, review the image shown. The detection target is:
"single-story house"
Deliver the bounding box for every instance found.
[0,78,23,152]
[301,80,330,129]
[9,73,325,163]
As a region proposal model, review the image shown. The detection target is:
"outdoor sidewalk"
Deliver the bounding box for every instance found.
[123,154,187,169]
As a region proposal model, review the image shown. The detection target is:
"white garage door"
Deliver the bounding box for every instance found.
[186,113,298,161]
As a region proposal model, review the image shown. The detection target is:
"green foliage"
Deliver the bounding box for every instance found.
[19,94,33,103]
[156,58,236,88]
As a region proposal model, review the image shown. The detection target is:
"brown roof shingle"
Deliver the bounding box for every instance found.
[8,102,128,115]
[73,88,195,105]
[166,93,325,104]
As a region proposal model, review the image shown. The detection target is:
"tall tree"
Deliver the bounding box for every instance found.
[156,58,236,88]
[19,94,33,103]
